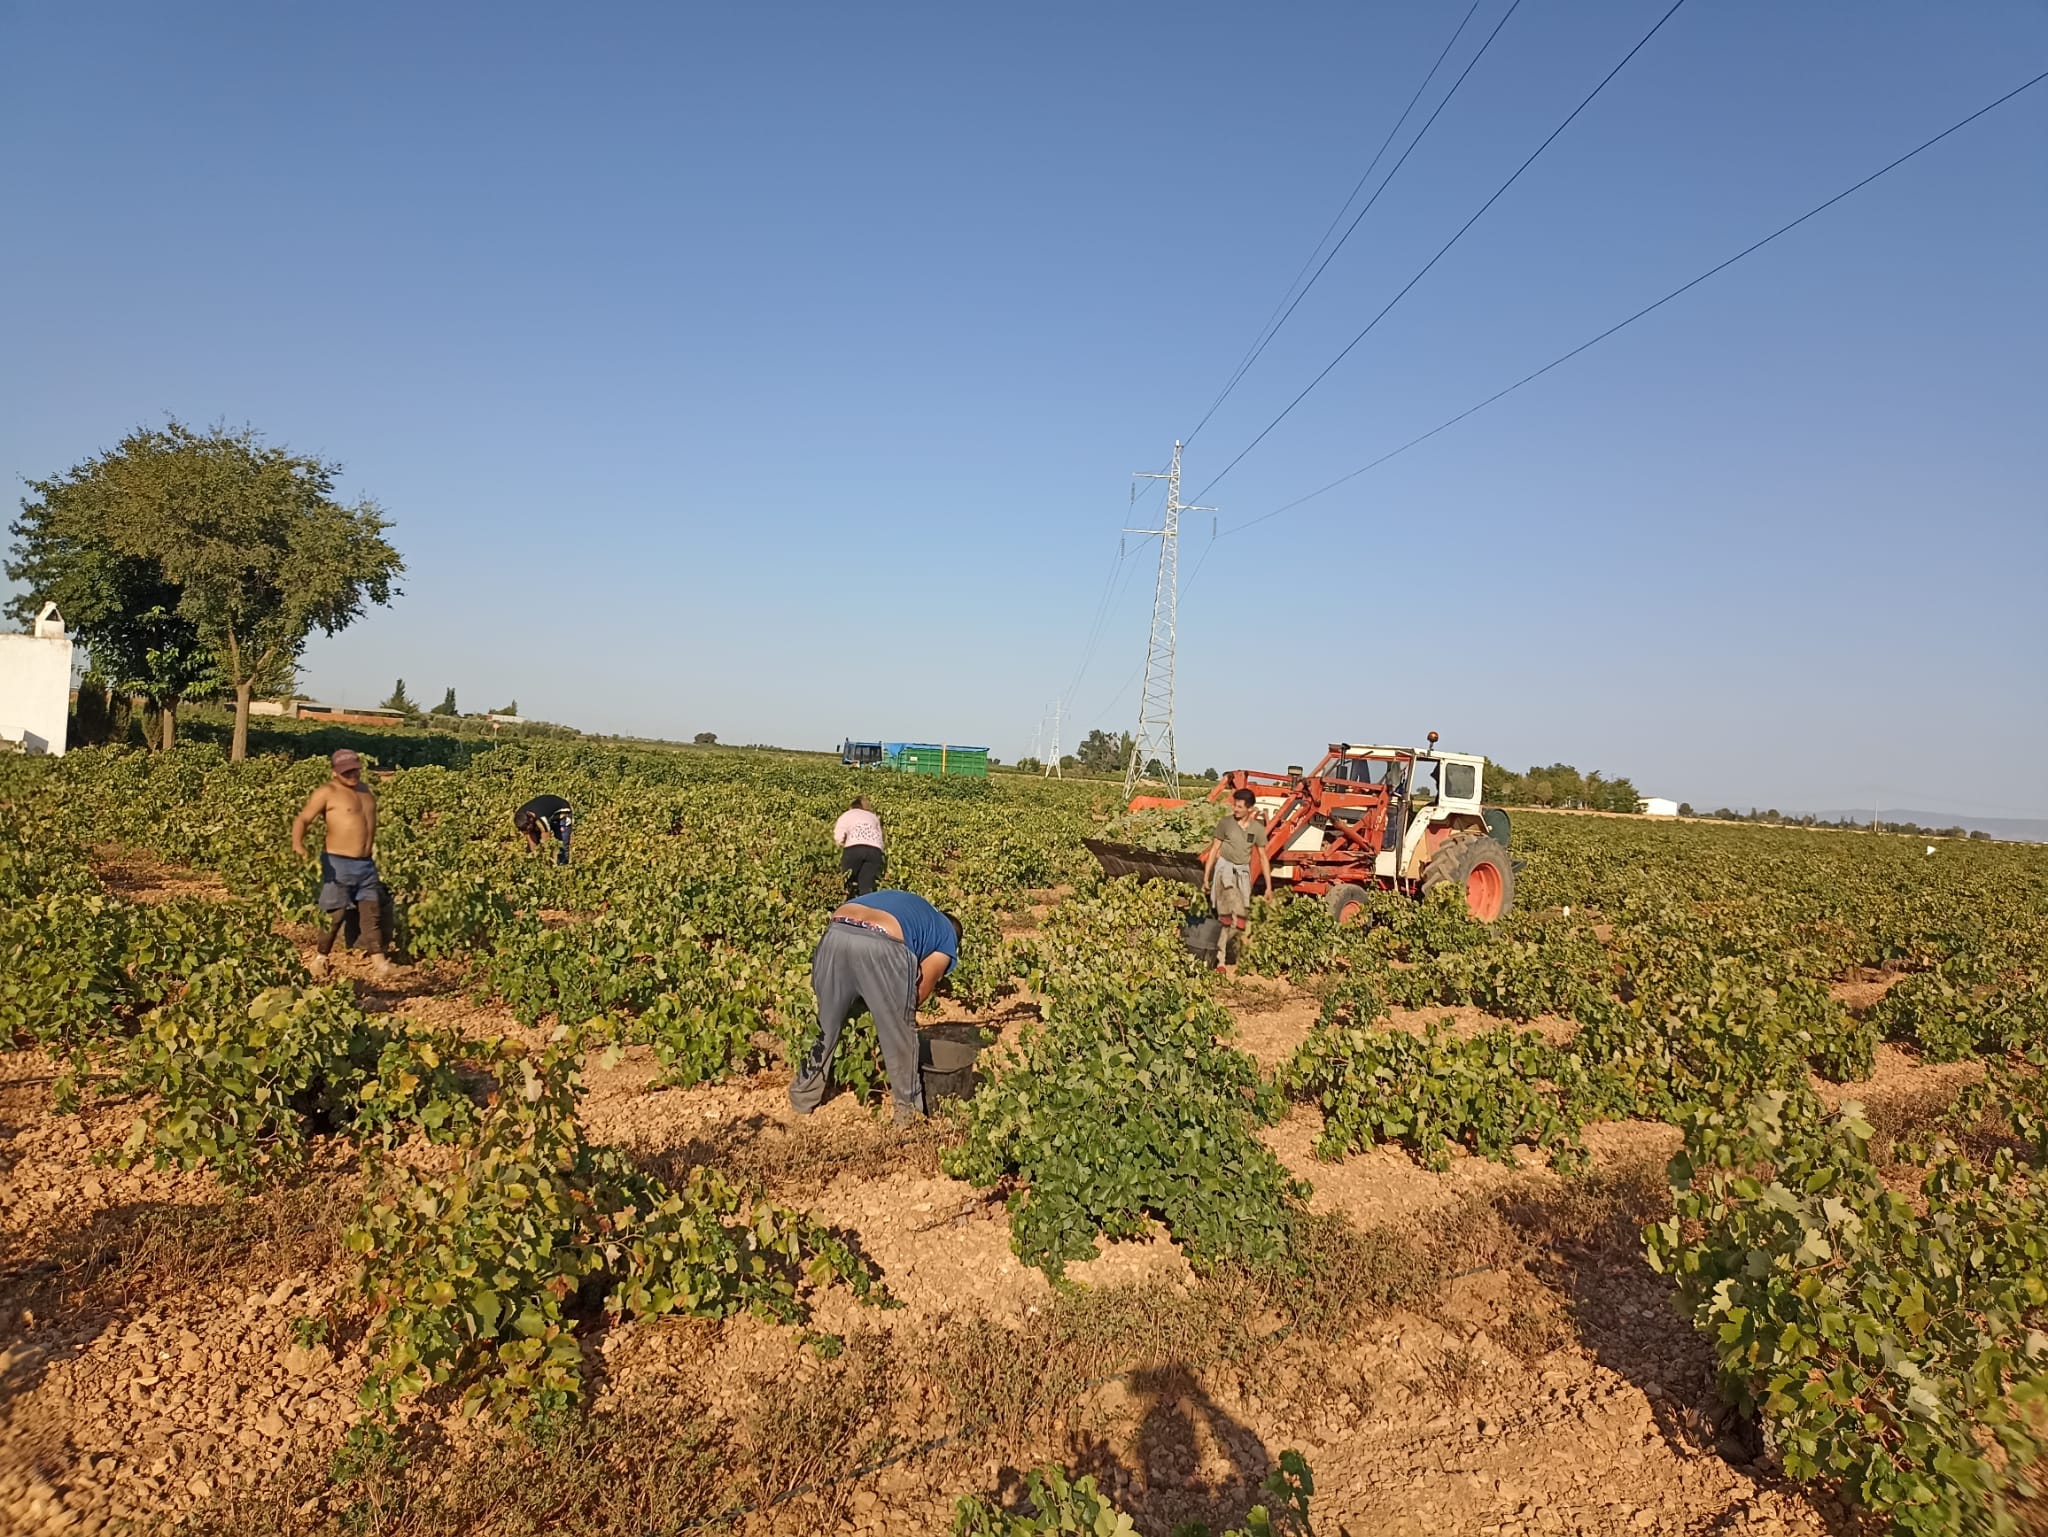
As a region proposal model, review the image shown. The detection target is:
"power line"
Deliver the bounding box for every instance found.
[1092,516,1166,674]
[1190,0,1692,505]
[1183,0,1497,446]
[1181,523,1220,596]
[1058,475,1165,707]
[1211,64,2048,541]
[1060,543,1127,701]
[1089,657,1146,730]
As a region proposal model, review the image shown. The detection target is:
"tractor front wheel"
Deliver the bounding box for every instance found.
[1322,883,1374,925]
[1420,834,1515,922]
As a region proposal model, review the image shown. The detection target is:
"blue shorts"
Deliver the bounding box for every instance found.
[319,853,383,912]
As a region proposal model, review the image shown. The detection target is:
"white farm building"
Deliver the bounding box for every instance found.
[0,604,74,755]
[1640,796,1680,818]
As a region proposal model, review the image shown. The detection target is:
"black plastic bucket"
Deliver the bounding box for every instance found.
[919,1024,986,1106]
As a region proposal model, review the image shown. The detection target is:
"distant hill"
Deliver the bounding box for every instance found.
[1814,810,2048,844]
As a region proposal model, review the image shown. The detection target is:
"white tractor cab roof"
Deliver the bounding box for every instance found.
[1303,744,1486,810]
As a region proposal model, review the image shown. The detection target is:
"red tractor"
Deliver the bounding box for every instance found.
[1086,735,1517,923]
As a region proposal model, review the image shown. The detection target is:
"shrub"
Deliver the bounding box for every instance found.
[1646,1090,2048,1535]
[946,984,1303,1278]
[1286,1016,1589,1174]
[349,1032,889,1421]
[115,983,483,1187]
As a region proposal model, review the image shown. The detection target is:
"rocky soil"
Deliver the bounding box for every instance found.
[0,855,1955,1536]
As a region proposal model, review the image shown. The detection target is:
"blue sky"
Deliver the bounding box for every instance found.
[3,1,2043,815]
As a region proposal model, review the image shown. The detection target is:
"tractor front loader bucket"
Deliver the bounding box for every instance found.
[1083,838,1207,888]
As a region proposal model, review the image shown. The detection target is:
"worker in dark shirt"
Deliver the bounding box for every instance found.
[789,888,960,1125]
[514,794,575,865]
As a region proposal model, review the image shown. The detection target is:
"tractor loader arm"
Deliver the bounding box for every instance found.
[1083,839,1208,888]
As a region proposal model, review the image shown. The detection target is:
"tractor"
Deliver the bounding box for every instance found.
[1085,733,1517,923]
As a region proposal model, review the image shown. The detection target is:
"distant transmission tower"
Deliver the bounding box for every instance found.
[1123,441,1212,800]
[1044,698,1063,778]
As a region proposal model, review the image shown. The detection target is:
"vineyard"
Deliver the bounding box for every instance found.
[2,739,2047,1536]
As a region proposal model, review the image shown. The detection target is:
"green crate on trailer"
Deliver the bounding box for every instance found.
[887,743,989,778]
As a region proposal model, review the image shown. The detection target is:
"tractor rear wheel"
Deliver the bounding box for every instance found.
[1420,834,1515,922]
[1322,883,1374,925]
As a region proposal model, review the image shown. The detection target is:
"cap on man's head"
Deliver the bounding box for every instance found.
[330,749,363,773]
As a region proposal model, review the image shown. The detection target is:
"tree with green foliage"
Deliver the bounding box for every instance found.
[10,421,403,762]
[1074,727,1129,775]
[1585,772,1642,815]
[1484,759,1640,813]
[383,679,418,716]
[493,699,518,716]
[8,502,219,751]
[70,673,114,748]
[430,687,458,717]
[693,731,717,745]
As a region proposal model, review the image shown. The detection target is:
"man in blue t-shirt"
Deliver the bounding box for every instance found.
[790,888,961,1124]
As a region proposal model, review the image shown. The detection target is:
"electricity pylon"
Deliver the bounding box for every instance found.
[1123,441,1211,801]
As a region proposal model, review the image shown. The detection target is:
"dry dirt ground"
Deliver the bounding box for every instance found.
[0,856,1959,1537]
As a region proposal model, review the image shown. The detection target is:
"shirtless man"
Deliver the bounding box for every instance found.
[291,748,396,979]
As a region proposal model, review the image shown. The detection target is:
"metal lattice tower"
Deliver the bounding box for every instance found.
[1123,441,1211,800]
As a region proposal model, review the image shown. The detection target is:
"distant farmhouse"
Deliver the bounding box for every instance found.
[0,603,74,755]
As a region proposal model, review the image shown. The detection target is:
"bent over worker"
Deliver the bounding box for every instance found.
[789,889,960,1125]
[292,748,398,980]
[514,793,575,865]
[831,796,886,898]
[1201,788,1269,972]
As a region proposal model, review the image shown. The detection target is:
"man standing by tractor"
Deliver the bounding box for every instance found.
[1201,788,1269,971]
[514,793,575,865]
[292,748,398,980]
[789,889,960,1126]
[831,795,886,898]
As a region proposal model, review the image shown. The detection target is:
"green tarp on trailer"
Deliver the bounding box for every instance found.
[886,743,988,778]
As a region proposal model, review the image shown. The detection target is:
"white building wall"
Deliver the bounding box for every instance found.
[1640,796,1680,817]
[0,606,75,755]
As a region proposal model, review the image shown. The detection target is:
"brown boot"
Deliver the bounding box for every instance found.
[357,899,401,979]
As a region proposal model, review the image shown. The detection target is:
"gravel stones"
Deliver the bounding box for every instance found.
[0,852,1918,1535]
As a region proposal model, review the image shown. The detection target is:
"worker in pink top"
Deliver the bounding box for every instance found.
[832,795,887,899]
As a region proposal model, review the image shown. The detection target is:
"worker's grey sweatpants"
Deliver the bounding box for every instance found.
[788,921,924,1115]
